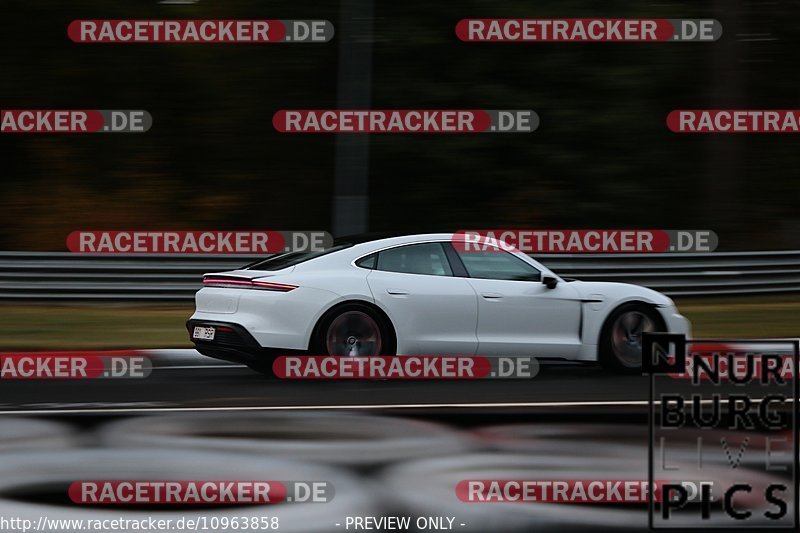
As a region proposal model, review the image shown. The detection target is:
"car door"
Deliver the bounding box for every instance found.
[363,242,479,355]
[450,243,582,357]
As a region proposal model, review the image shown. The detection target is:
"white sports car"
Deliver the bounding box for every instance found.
[187,233,690,373]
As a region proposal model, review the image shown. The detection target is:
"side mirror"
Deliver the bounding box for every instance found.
[543,276,558,289]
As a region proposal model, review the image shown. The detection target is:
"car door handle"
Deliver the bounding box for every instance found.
[386,288,410,295]
[481,292,503,299]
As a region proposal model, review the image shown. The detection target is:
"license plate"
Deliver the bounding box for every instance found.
[193,326,215,340]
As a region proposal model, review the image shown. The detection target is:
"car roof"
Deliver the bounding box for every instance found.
[294,233,457,267]
[334,232,407,245]
[341,233,456,250]
[334,232,457,245]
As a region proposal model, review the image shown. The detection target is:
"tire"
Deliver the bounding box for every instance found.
[311,302,396,356]
[599,303,664,373]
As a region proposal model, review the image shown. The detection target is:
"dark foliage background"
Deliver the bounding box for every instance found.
[0,0,798,250]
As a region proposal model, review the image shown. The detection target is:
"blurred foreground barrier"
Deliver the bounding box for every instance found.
[0,418,77,451]
[377,452,782,531]
[2,250,800,300]
[474,423,778,470]
[473,423,647,458]
[97,412,474,468]
[0,449,375,533]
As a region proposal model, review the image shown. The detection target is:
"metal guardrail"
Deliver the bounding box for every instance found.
[1,251,799,301]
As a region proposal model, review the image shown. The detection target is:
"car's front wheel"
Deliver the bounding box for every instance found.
[312,303,396,356]
[599,303,664,373]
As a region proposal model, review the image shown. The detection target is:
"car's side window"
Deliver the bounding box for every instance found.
[355,253,377,269]
[455,247,541,281]
[376,243,453,277]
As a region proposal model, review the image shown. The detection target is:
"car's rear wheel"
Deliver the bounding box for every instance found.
[599,303,663,373]
[312,303,396,356]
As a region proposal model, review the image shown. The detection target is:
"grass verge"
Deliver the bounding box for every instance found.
[0,296,796,350]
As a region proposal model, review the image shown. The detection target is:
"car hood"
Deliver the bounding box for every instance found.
[565,280,674,306]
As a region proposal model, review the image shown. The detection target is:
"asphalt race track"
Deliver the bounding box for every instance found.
[3,349,774,415]
[0,350,657,413]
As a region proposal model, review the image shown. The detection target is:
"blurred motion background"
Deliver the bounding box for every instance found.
[0,0,799,349]
[1,0,799,250]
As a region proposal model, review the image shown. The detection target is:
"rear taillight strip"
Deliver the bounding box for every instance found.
[203,276,297,292]
[204,278,251,285]
[252,280,298,292]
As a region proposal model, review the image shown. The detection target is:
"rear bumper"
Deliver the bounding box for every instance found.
[186,319,276,370]
[190,286,347,351]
